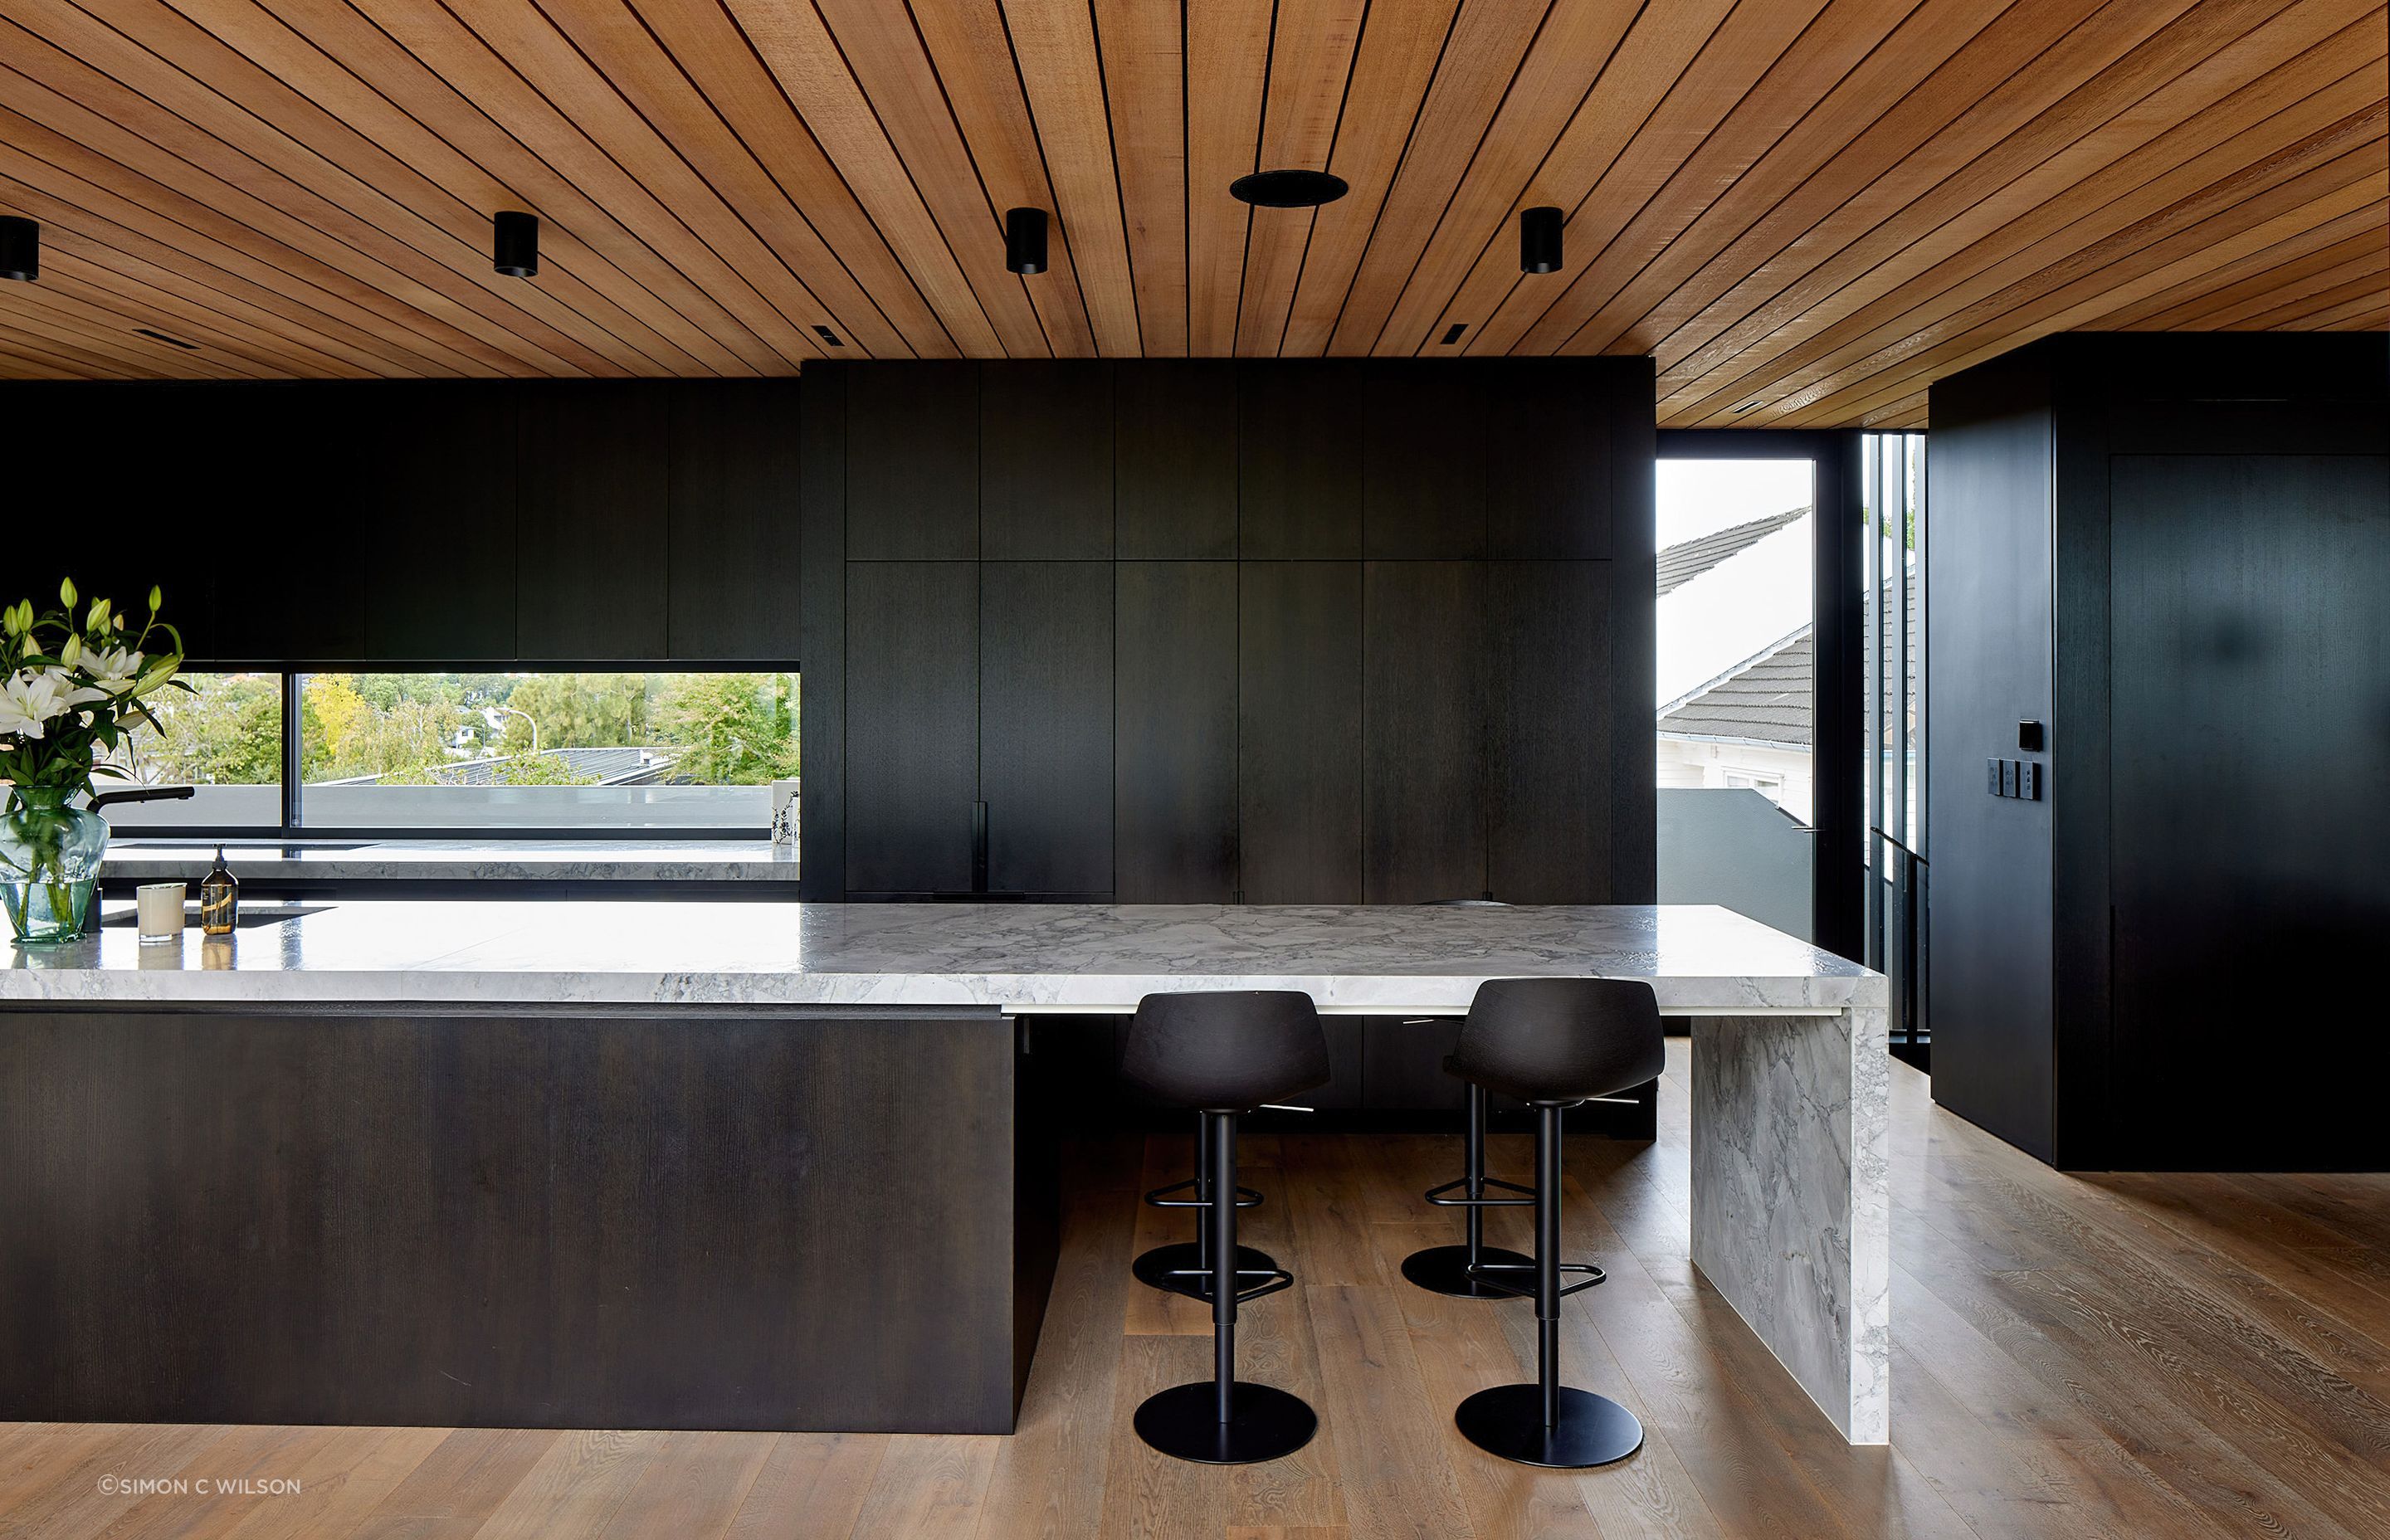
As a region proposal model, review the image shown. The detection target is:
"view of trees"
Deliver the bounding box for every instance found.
[116,671,799,788]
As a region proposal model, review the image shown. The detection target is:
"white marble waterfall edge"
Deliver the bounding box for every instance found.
[1690,1005,1892,1442]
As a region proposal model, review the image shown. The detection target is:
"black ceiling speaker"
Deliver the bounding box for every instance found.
[1519,206,1563,274]
[493,211,539,278]
[1005,207,1048,275]
[0,216,36,281]
[1229,169,1349,208]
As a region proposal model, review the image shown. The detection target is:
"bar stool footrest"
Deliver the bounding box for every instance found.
[1145,1179,1264,1211]
[1461,1260,1606,1300]
[1132,1241,1277,1300]
[1423,1175,1535,1209]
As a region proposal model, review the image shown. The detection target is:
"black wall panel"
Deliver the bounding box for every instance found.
[1115,562,1238,902]
[515,383,671,660]
[845,562,979,895]
[1239,361,1363,559]
[846,363,978,559]
[362,387,519,661]
[667,380,801,660]
[1116,361,1236,558]
[1239,561,1364,903]
[1485,360,1613,558]
[983,363,1113,560]
[982,561,1113,895]
[1487,562,1613,904]
[1363,561,1488,903]
[1363,365,1485,558]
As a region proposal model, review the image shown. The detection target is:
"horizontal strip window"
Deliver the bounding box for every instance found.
[101,670,797,841]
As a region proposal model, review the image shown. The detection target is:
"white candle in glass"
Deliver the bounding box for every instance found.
[136,882,186,943]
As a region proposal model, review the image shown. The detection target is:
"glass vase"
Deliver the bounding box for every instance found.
[2,787,110,945]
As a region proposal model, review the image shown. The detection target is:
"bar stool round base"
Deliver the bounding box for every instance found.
[1134,1381,1317,1464]
[1400,1243,1538,1299]
[1132,1242,1279,1300]
[1455,1384,1643,1469]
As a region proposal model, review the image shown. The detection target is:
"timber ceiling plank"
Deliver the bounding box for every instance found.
[22,1,638,376]
[0,0,2375,411]
[1090,0,1187,355]
[1651,0,2369,422]
[905,0,1100,357]
[1322,0,1553,356]
[1236,0,1368,357]
[1002,0,1144,356]
[1279,0,1459,356]
[804,0,1052,356]
[1185,0,1274,356]
[1396,0,1724,360]
[1671,49,2389,424]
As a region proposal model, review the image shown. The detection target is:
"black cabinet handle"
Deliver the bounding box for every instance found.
[972,801,989,894]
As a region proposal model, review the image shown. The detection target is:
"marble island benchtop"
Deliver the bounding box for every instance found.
[101,839,801,885]
[5,899,1880,1015]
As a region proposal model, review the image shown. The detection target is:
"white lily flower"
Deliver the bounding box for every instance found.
[84,645,147,696]
[0,669,94,738]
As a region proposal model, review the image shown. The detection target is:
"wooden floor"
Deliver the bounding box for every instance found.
[4,1041,2388,1539]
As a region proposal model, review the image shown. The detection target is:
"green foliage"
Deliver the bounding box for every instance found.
[660,672,799,785]
[119,674,280,785]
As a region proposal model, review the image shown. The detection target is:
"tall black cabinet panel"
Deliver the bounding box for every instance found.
[1240,363,1363,559]
[1485,361,1614,558]
[360,387,518,661]
[515,383,670,660]
[845,563,979,894]
[847,364,978,559]
[214,387,368,660]
[1115,562,1238,902]
[1117,362,1236,559]
[982,562,1113,895]
[1364,562,1489,902]
[1240,562,1363,903]
[1486,562,1612,903]
[667,381,801,660]
[983,363,1113,560]
[1363,365,1485,558]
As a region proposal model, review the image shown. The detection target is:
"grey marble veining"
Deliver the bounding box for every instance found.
[1689,1004,1891,1443]
[101,840,802,885]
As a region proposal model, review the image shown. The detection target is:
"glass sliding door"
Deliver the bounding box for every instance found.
[1862,431,1928,1065]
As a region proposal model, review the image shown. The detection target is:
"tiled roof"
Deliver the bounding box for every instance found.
[1661,564,1917,749]
[1655,506,1807,595]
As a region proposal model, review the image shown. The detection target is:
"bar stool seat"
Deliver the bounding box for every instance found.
[1441,977,1663,1469]
[1119,990,1329,1464]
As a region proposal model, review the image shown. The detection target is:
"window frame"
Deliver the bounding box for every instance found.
[115,659,799,843]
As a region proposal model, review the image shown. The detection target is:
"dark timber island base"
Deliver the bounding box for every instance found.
[0,1002,1059,1434]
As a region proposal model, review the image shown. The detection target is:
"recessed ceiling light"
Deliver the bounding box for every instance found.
[1229,169,1349,209]
[135,328,198,350]
[1440,323,1469,346]
[813,324,844,347]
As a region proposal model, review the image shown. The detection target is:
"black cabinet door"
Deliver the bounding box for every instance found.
[847,363,978,559]
[516,383,670,660]
[1117,361,1236,558]
[844,562,978,894]
[1240,362,1363,559]
[1487,561,1612,902]
[983,363,1113,559]
[362,384,519,661]
[1115,562,1238,901]
[1364,562,1488,902]
[1485,362,1612,558]
[1363,364,1486,558]
[213,385,368,661]
[1239,561,1363,902]
[982,562,1112,894]
[667,380,802,660]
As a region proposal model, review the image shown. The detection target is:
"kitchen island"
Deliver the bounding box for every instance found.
[2,901,1889,1443]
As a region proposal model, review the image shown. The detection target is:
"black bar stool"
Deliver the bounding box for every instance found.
[1131,1112,1277,1302]
[1441,977,1663,1469]
[1119,990,1329,1464]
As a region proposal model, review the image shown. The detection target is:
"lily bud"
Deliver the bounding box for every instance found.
[60,578,76,610]
[88,598,110,631]
[149,586,162,614]
[61,633,83,666]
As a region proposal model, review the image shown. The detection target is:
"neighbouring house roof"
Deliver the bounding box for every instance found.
[1661,563,1917,752]
[1655,505,1808,595]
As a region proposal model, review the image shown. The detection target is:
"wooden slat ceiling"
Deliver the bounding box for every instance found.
[0,0,2382,426]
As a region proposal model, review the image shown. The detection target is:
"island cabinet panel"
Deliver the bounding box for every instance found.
[1364,561,1489,903]
[359,386,519,661]
[1363,364,1487,558]
[1487,561,1614,903]
[1115,562,1239,902]
[981,562,1113,895]
[1115,361,1236,558]
[982,363,1114,560]
[1240,561,1363,903]
[846,363,978,559]
[0,1003,1056,1434]
[1240,361,1363,559]
[846,561,979,895]
[515,382,671,661]
[666,380,802,660]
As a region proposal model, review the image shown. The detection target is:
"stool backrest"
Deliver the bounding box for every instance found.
[1122,990,1329,1112]
[1452,977,1664,1104]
